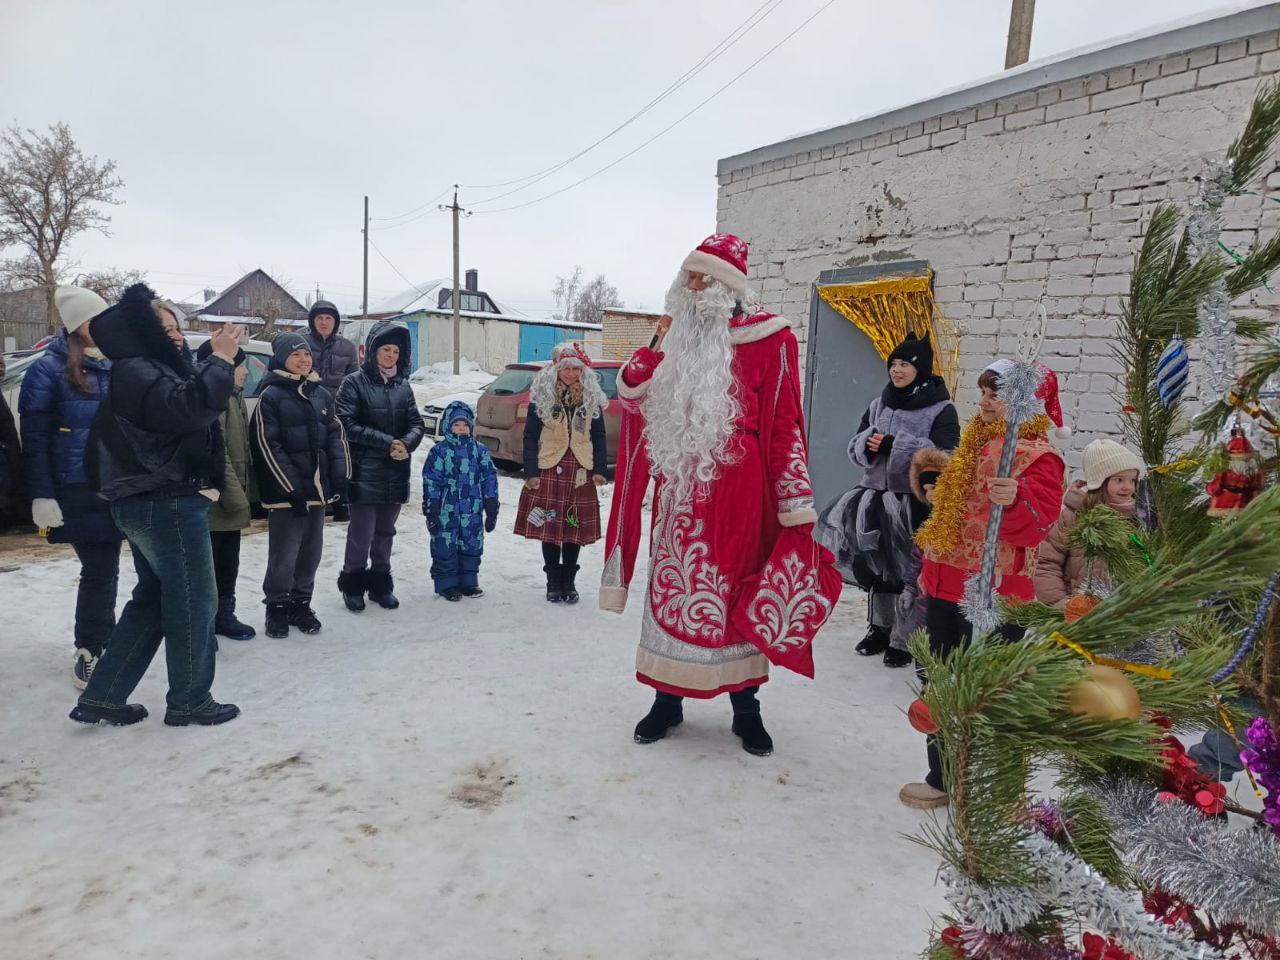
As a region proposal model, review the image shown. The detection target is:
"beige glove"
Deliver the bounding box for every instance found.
[32,498,64,529]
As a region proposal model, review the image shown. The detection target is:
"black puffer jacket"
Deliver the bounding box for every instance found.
[88,283,232,502]
[304,300,359,394]
[250,355,349,510]
[335,322,424,504]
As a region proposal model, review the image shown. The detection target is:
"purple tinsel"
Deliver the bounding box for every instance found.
[1019,801,1070,841]
[960,927,1082,960]
[1241,716,1280,837]
[1211,570,1280,684]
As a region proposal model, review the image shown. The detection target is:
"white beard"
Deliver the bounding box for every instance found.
[642,276,741,508]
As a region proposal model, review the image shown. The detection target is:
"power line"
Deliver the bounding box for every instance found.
[474,0,837,216]
[369,185,455,225]
[464,0,784,205]
[365,237,441,302]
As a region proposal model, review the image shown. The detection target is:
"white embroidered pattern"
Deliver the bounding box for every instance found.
[774,434,813,499]
[649,506,728,641]
[748,551,832,652]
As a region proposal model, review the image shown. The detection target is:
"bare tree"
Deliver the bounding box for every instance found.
[247,292,291,341]
[74,267,147,304]
[573,274,621,327]
[0,123,124,334]
[550,266,583,324]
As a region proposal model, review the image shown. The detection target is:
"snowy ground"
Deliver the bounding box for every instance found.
[0,439,957,960]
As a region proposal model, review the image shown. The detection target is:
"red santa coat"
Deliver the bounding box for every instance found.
[600,311,842,698]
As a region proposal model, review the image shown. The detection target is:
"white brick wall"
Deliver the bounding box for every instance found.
[717,23,1280,470]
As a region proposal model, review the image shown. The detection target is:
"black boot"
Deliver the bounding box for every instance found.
[288,598,322,634]
[367,570,399,609]
[634,696,684,744]
[460,585,484,598]
[164,699,240,727]
[338,569,367,612]
[855,624,891,656]
[214,596,256,641]
[731,713,774,757]
[561,564,581,604]
[69,701,149,726]
[883,647,913,668]
[544,564,563,603]
[265,601,290,639]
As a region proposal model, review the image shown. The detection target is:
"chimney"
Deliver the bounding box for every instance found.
[464,268,478,292]
[203,288,217,303]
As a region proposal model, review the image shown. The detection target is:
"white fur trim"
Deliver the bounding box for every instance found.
[599,585,628,614]
[729,315,791,345]
[680,250,748,296]
[778,507,818,527]
[617,375,650,401]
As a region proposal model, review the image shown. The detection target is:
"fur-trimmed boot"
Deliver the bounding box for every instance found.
[338,569,367,613]
[367,569,399,609]
[561,564,581,605]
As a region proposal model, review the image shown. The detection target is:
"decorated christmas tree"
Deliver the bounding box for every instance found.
[916,80,1280,960]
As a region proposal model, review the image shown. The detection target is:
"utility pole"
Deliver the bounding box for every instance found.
[439,186,470,376]
[1005,0,1035,69]
[362,195,369,320]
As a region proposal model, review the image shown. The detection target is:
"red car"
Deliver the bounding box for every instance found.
[475,360,624,472]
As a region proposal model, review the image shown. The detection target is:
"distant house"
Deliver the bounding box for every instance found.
[350,269,600,373]
[186,269,309,335]
[0,288,52,350]
[599,308,664,361]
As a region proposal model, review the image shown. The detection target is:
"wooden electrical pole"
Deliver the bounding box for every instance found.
[440,186,470,376]
[362,195,369,320]
[1005,0,1035,69]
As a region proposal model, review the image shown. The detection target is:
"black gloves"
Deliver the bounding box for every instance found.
[484,497,500,534]
[426,502,442,535]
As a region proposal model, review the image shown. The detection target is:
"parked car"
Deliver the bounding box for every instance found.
[421,386,492,442]
[2,333,274,432]
[474,361,623,472]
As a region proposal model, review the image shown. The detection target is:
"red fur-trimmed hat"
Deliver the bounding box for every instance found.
[680,233,749,295]
[551,340,592,368]
[984,358,1070,439]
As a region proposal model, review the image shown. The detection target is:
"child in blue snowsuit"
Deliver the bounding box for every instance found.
[423,401,500,601]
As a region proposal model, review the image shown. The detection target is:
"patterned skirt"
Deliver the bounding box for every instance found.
[514,451,602,546]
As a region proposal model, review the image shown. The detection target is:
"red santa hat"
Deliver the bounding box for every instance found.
[680,233,750,296]
[1227,432,1257,456]
[551,340,592,368]
[984,358,1070,439]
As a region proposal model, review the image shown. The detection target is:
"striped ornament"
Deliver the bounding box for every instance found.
[1156,336,1190,407]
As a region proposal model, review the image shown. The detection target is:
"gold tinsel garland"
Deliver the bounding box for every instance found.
[818,273,960,396]
[916,414,1052,556]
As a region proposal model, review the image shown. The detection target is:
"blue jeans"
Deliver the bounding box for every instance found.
[79,495,219,714]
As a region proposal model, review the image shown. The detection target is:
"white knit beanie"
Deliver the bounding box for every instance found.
[1083,439,1144,492]
[54,286,109,335]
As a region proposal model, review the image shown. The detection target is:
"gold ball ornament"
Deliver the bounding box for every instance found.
[1067,664,1142,721]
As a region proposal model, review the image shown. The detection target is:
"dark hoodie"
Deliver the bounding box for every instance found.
[334,321,425,504]
[249,335,349,509]
[304,300,358,394]
[87,283,232,502]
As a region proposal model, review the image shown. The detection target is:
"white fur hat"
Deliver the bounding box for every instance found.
[54,286,109,335]
[1083,439,1144,492]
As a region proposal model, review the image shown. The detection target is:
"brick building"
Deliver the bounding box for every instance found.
[715,3,1280,505]
[599,308,664,360]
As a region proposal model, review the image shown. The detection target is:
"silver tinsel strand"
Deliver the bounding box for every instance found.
[943,833,1222,960]
[1188,158,1236,398]
[1099,779,1280,937]
[962,359,1046,634]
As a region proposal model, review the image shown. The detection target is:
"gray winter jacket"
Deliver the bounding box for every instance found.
[850,396,959,494]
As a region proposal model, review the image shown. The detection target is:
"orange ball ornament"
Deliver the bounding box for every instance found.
[908,698,938,734]
[1067,664,1141,721]
[1063,593,1102,624]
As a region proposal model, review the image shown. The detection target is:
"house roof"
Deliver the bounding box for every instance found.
[719,0,1280,174]
[200,269,308,317]
[391,305,601,331]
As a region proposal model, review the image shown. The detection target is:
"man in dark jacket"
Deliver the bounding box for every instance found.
[71,283,242,728]
[305,299,357,521]
[335,321,424,612]
[0,353,22,529]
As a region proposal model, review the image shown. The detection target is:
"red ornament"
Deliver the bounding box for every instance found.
[908,698,938,734]
[939,926,966,958]
[1081,932,1138,960]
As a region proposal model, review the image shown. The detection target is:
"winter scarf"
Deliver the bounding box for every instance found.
[881,374,951,412]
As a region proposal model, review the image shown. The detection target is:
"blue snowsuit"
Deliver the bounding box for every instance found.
[422,402,499,594]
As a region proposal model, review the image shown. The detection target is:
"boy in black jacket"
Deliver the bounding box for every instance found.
[250,334,349,638]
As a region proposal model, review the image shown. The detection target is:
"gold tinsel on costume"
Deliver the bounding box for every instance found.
[915,414,1052,556]
[818,272,959,395]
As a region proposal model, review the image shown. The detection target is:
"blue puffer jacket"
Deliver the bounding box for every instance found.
[422,402,499,554]
[18,334,120,543]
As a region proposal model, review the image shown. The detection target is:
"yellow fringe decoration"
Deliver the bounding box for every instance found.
[1048,631,1175,681]
[1214,695,1266,800]
[1150,458,1202,475]
[916,414,1051,556]
[818,272,960,396]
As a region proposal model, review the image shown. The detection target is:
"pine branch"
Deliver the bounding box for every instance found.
[1226,78,1280,193]
[1225,228,1280,300]
[1064,505,1148,586]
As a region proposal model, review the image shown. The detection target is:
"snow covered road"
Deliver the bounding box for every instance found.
[0,457,945,960]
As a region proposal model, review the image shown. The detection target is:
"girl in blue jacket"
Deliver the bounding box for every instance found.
[19,287,124,689]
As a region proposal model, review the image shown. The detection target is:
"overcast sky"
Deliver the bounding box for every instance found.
[1,0,1244,319]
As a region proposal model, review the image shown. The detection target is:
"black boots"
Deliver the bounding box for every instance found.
[855,624,891,656]
[70,701,149,726]
[265,601,290,639]
[288,599,322,634]
[731,714,774,757]
[215,596,256,641]
[561,564,581,605]
[883,647,913,668]
[338,569,366,612]
[367,570,399,609]
[634,697,684,744]
[544,564,563,603]
[164,699,241,727]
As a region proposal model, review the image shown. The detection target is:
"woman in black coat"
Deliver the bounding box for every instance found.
[334,321,424,612]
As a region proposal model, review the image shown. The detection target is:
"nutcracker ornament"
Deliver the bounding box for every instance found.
[1206,426,1265,518]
